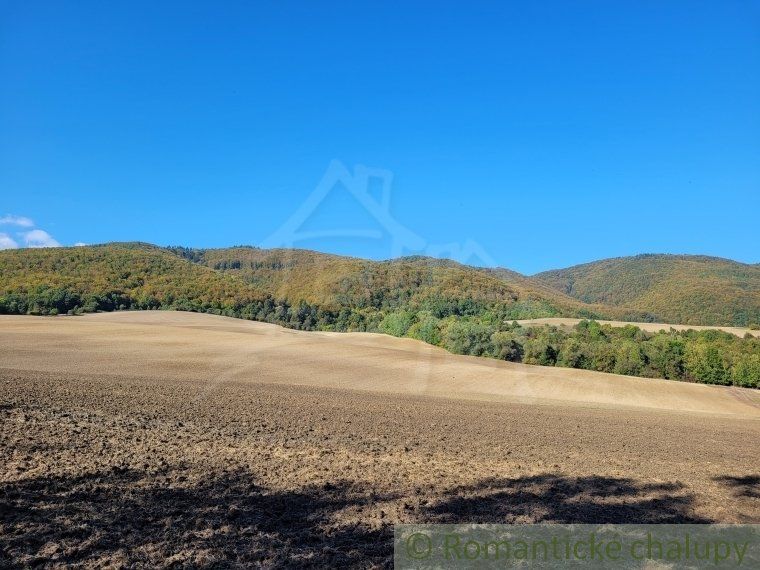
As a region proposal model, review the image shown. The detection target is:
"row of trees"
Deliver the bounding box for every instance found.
[0,286,381,331]
[378,312,759,388]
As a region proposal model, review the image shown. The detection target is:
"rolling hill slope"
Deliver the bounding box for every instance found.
[3,244,757,328]
[534,254,760,327]
[0,242,607,324]
[0,243,267,315]
[167,245,608,320]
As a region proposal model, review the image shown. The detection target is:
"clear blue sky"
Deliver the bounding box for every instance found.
[1,1,758,273]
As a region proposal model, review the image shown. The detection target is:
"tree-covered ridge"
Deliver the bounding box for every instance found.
[534,254,760,327]
[170,246,609,318]
[0,243,602,325]
[0,243,266,315]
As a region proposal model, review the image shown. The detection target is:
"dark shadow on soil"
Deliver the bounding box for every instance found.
[713,474,760,499]
[1,469,393,567]
[1,470,709,567]
[422,474,710,525]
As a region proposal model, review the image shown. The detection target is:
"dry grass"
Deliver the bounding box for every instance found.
[516,317,760,338]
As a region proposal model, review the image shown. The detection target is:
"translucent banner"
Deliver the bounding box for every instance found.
[394,524,759,569]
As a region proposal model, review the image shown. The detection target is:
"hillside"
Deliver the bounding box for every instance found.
[0,242,606,326]
[534,254,760,327]
[167,245,606,321]
[0,243,266,315]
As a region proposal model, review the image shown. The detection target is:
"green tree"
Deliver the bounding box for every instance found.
[523,338,558,366]
[407,313,441,345]
[686,343,730,385]
[557,337,590,369]
[442,320,496,356]
[491,331,524,362]
[613,341,645,376]
[732,354,760,388]
[643,335,686,380]
[379,310,415,337]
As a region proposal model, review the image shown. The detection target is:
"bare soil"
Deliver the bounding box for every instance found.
[1,312,758,567]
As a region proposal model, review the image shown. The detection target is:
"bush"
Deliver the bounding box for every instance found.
[588,342,616,373]
[407,313,441,345]
[379,311,415,337]
[557,338,590,369]
[613,341,645,376]
[523,338,558,366]
[491,331,524,362]
[642,335,685,379]
[442,320,496,357]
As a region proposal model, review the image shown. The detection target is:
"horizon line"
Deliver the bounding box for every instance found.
[2,240,757,275]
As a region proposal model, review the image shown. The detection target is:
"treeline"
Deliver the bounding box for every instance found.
[0,286,556,332]
[378,314,758,388]
[0,286,354,328]
[0,245,585,327]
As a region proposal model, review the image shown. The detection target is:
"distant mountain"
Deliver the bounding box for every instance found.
[2,244,756,328]
[0,243,265,314]
[533,254,760,326]
[168,246,606,320]
[0,243,609,326]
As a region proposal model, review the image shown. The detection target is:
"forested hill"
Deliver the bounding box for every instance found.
[3,244,757,328]
[0,242,608,328]
[169,246,611,319]
[0,243,266,314]
[534,254,760,327]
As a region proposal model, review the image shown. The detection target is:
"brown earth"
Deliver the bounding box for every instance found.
[1,312,758,567]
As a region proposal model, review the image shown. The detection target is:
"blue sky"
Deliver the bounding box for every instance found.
[1,1,758,273]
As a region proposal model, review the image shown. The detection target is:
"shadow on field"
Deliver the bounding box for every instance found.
[1,470,707,567]
[0,469,393,567]
[422,474,710,524]
[713,474,760,499]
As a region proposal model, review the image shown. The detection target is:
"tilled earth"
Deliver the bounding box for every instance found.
[1,368,758,568]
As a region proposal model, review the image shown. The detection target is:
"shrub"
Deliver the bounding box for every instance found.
[379,311,415,337]
[557,338,590,369]
[523,338,558,366]
[442,320,496,357]
[491,331,524,362]
[613,340,645,376]
[407,313,441,345]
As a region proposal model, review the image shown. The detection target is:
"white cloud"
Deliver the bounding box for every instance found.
[0,214,64,249]
[22,229,61,248]
[74,242,88,247]
[0,215,34,227]
[0,232,19,250]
